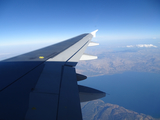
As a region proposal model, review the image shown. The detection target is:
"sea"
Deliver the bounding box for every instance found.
[78,72,160,118]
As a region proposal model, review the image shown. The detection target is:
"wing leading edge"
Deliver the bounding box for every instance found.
[0,30,105,120]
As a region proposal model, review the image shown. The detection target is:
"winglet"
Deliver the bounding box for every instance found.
[91,29,98,37]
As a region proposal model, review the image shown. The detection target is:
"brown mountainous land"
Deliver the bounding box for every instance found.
[81,99,160,120]
[78,41,160,120]
[76,42,160,77]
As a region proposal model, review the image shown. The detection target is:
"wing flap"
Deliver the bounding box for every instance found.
[25,92,59,120]
[57,66,82,120]
[33,62,63,94]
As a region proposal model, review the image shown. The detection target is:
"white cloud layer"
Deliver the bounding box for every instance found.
[126,44,157,48]
[126,45,134,48]
[136,44,157,48]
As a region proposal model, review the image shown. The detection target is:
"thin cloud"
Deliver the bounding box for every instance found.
[136,44,157,48]
[126,44,157,48]
[126,45,134,48]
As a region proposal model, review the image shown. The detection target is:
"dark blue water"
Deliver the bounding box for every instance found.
[78,72,160,118]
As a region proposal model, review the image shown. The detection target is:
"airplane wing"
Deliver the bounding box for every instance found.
[0,30,105,120]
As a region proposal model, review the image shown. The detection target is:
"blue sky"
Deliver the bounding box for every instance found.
[0,0,160,54]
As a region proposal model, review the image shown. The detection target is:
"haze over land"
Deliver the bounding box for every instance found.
[76,40,160,77]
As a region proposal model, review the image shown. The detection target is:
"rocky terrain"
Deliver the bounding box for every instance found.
[81,99,160,120]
